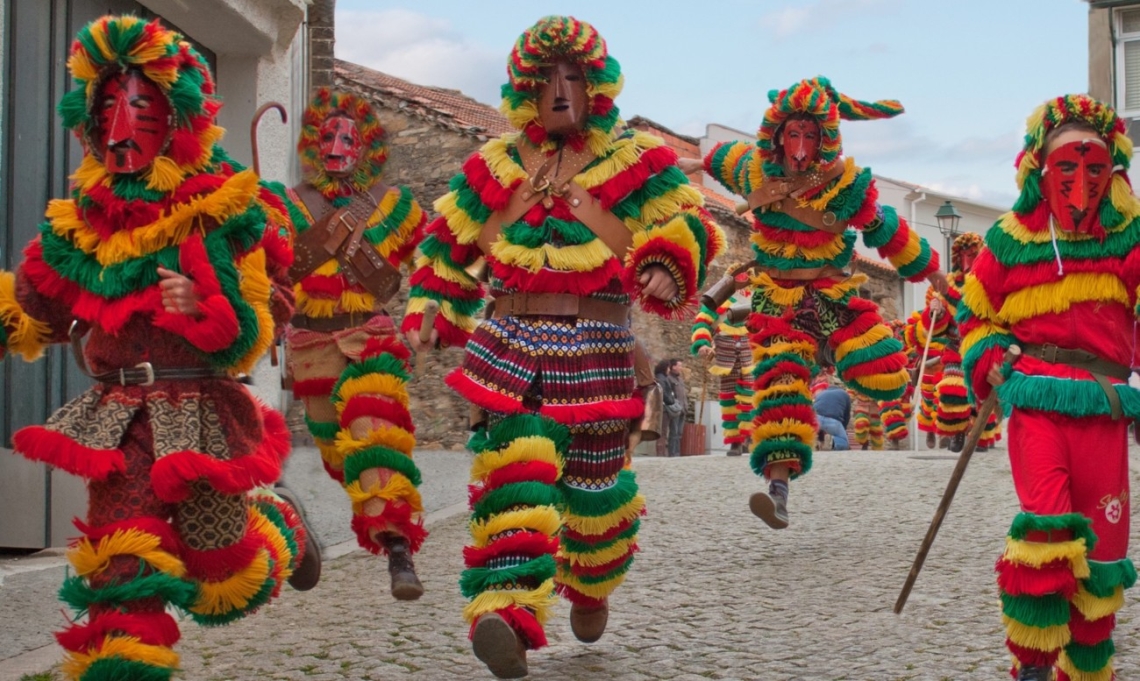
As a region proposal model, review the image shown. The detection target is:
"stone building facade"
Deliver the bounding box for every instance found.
[328,63,903,448]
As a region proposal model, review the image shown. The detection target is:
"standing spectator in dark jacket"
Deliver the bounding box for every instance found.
[656,359,687,457]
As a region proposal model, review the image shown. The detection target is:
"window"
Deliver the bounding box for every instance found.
[1115,7,1140,117]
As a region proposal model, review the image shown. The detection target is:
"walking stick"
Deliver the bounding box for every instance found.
[909,305,939,429]
[415,301,440,377]
[893,345,1021,614]
[697,354,711,454]
[250,102,288,366]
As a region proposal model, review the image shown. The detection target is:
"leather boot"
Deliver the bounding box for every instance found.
[727,442,742,456]
[861,442,869,451]
[570,599,609,643]
[949,431,966,453]
[472,612,528,679]
[925,431,936,448]
[749,491,789,529]
[1016,665,1052,681]
[274,484,322,591]
[382,534,424,601]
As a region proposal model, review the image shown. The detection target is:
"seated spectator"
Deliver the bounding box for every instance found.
[813,377,851,450]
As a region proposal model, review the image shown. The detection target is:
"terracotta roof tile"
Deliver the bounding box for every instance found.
[335,60,513,137]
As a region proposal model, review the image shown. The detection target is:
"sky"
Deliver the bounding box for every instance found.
[335,0,1091,207]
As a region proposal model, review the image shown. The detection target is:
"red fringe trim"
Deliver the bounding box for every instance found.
[491,258,625,298]
[361,334,411,362]
[756,404,817,426]
[180,527,261,581]
[463,531,559,568]
[996,558,1078,598]
[754,359,812,387]
[1007,640,1061,668]
[481,460,560,491]
[562,547,637,577]
[469,605,548,650]
[445,371,527,415]
[351,502,427,556]
[463,153,515,212]
[322,458,345,484]
[541,397,644,425]
[291,377,337,399]
[562,516,636,544]
[555,584,605,608]
[339,395,415,432]
[1069,610,1115,645]
[12,427,125,481]
[56,611,180,652]
[73,517,180,553]
[597,146,676,210]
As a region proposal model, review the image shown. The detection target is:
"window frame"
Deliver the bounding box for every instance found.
[1113,6,1140,118]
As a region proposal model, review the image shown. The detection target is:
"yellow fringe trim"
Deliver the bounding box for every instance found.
[631,216,701,273]
[818,274,864,299]
[470,435,564,482]
[849,371,909,393]
[469,506,562,548]
[960,274,1003,323]
[639,186,704,226]
[312,259,340,276]
[406,296,481,335]
[1057,649,1115,681]
[577,131,662,190]
[435,191,483,246]
[336,425,416,458]
[462,577,557,624]
[62,636,179,680]
[414,253,478,288]
[834,324,893,362]
[68,528,185,579]
[51,171,260,266]
[753,231,847,262]
[556,569,629,600]
[481,137,530,188]
[806,158,858,210]
[335,374,409,409]
[751,419,816,445]
[249,506,294,584]
[885,231,923,271]
[232,248,274,375]
[719,323,749,336]
[562,493,645,536]
[190,548,272,616]
[0,271,50,361]
[369,187,421,261]
[1000,273,1129,326]
[752,377,811,404]
[293,293,339,319]
[560,537,637,568]
[493,238,613,273]
[317,439,342,472]
[752,338,816,364]
[340,290,375,313]
[1070,585,1123,622]
[750,272,805,307]
[1002,537,1090,577]
[1003,616,1071,653]
[345,474,423,515]
[709,365,732,377]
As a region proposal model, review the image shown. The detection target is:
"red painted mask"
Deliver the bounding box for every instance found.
[1043,136,1112,234]
[780,118,821,175]
[91,70,172,173]
[957,249,978,274]
[538,60,589,139]
[318,115,362,175]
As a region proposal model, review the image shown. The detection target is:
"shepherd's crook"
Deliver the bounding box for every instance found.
[249,102,287,365]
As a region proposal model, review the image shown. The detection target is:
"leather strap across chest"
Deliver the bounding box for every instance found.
[744,162,849,234]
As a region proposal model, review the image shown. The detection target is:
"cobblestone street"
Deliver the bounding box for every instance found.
[4,445,1140,680]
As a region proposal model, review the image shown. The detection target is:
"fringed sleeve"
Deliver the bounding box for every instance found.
[958,248,1015,403]
[0,270,52,361]
[859,203,940,282]
[703,140,762,198]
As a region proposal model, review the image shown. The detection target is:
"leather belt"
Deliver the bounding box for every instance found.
[1021,342,1131,420]
[91,362,229,386]
[491,293,630,327]
[291,312,376,333]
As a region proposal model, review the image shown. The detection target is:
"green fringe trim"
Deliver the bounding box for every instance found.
[471,481,563,522]
[707,141,750,197]
[895,238,934,280]
[1063,638,1115,674]
[610,165,691,223]
[825,169,873,222]
[59,572,197,613]
[559,554,634,585]
[364,186,416,245]
[1009,512,1097,549]
[342,445,422,487]
[189,567,276,627]
[264,179,311,236]
[503,216,597,247]
[753,230,857,271]
[469,413,571,457]
[254,497,301,569]
[406,281,485,318]
[332,352,411,393]
[304,415,340,441]
[1001,592,1071,628]
[997,374,1140,420]
[559,469,638,518]
[560,518,640,555]
[861,203,899,249]
[449,174,493,226]
[459,554,557,598]
[987,216,1140,266]
[81,657,176,681]
[1085,558,1138,598]
[750,437,813,479]
[958,330,1013,403]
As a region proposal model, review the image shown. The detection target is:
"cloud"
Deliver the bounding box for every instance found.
[758,0,900,39]
[335,9,504,106]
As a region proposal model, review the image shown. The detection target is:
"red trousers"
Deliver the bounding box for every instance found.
[1007,409,1130,561]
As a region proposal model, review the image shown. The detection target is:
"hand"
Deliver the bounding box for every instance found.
[986,362,1005,388]
[405,328,439,355]
[677,157,703,175]
[927,270,949,296]
[639,265,679,302]
[928,297,944,316]
[698,345,714,361]
[157,267,200,316]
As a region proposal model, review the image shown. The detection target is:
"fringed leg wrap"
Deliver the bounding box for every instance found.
[1055,559,1137,681]
[879,398,909,443]
[735,378,754,444]
[869,412,884,449]
[461,414,566,650]
[980,410,1002,448]
[248,488,306,598]
[556,419,645,608]
[718,373,743,444]
[331,336,425,555]
[58,518,194,681]
[917,368,941,433]
[854,413,871,446]
[997,512,1096,676]
[747,311,817,479]
[934,355,970,436]
[828,296,909,402]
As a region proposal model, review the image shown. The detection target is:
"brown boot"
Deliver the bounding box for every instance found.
[274,484,322,591]
[382,534,424,601]
[925,431,936,448]
[570,599,609,643]
[472,612,528,679]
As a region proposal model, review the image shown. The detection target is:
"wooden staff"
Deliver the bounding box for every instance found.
[909,306,939,432]
[893,345,1021,614]
[250,101,287,366]
[415,300,440,376]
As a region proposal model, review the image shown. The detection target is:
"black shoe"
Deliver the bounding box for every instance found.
[749,491,789,529]
[274,484,322,591]
[1016,665,1052,681]
[861,442,869,451]
[976,444,988,453]
[382,535,424,601]
[949,432,966,453]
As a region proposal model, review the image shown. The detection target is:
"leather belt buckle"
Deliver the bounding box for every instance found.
[1039,343,1058,364]
[124,362,155,386]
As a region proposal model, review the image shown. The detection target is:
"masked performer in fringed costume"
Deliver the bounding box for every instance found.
[876,318,913,450]
[905,292,948,448]
[691,284,754,455]
[402,16,723,678]
[960,94,1140,681]
[699,76,946,529]
[284,87,427,600]
[851,389,884,451]
[912,232,1001,453]
[0,16,318,681]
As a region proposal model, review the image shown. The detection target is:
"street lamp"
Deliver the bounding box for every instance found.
[934,200,962,273]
